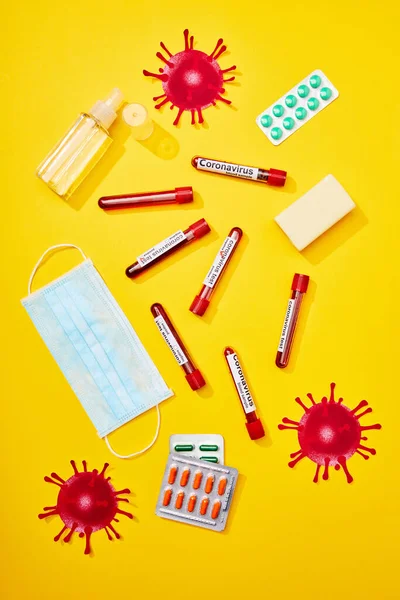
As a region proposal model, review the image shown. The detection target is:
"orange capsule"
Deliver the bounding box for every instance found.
[204,475,214,494]
[180,468,190,487]
[211,500,221,519]
[187,494,197,513]
[200,497,209,516]
[218,477,227,496]
[193,470,203,490]
[162,488,172,506]
[168,465,178,485]
[175,491,185,509]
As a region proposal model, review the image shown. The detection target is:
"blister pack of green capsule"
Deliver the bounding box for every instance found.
[256,70,339,145]
[169,434,224,463]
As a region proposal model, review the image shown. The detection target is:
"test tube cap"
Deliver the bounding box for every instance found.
[188,218,211,239]
[268,168,287,187]
[246,418,265,440]
[185,369,206,390]
[189,295,209,316]
[292,273,310,293]
[175,187,194,204]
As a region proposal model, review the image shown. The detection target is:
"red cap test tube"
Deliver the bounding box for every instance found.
[224,347,265,440]
[151,303,206,391]
[98,186,193,210]
[126,218,210,278]
[190,227,243,316]
[275,273,310,369]
[192,156,287,187]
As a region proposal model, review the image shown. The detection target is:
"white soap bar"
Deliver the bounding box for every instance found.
[274,175,356,251]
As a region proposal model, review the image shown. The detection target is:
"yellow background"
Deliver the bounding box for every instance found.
[2,1,400,598]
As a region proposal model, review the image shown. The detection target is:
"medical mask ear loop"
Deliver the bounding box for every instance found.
[27,243,162,460]
[104,404,161,459]
[27,244,87,294]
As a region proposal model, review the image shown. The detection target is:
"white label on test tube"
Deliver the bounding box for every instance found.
[155,315,188,366]
[203,236,237,288]
[278,299,295,352]
[137,230,186,266]
[196,158,259,181]
[226,353,256,414]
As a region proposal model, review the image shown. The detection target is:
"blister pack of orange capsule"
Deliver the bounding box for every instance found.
[155,454,238,532]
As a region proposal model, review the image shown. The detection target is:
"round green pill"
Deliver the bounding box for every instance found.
[260,114,273,128]
[307,97,319,111]
[295,107,307,120]
[298,84,309,98]
[272,104,284,117]
[310,74,321,88]
[283,117,295,130]
[285,94,297,108]
[320,87,332,100]
[271,127,283,140]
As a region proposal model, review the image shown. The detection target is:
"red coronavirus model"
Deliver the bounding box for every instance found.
[38,460,132,554]
[143,29,236,126]
[278,383,382,483]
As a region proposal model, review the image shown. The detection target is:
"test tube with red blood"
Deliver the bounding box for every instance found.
[189,227,242,316]
[98,186,193,210]
[275,273,310,369]
[224,347,265,440]
[126,218,210,278]
[192,156,287,186]
[151,303,206,391]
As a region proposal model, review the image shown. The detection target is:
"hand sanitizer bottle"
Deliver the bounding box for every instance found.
[37,88,123,200]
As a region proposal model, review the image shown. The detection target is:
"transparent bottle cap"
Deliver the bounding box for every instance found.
[123,103,154,140]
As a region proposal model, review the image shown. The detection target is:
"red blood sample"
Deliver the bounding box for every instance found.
[143,29,237,126]
[38,460,132,555]
[192,156,286,187]
[276,273,309,368]
[190,227,242,316]
[98,186,193,210]
[151,302,206,390]
[224,347,265,440]
[278,382,382,483]
[126,218,210,278]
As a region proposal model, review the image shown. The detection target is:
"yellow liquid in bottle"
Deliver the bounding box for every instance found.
[37,113,112,200]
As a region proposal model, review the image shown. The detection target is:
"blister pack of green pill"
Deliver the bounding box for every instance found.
[170,434,224,463]
[256,70,339,145]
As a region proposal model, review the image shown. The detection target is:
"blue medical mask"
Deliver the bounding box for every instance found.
[22,244,173,458]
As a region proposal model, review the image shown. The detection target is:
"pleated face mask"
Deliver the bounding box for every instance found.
[21,244,173,458]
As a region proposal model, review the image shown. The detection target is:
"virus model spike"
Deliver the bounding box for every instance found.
[278,383,382,484]
[143,29,237,126]
[38,460,133,555]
